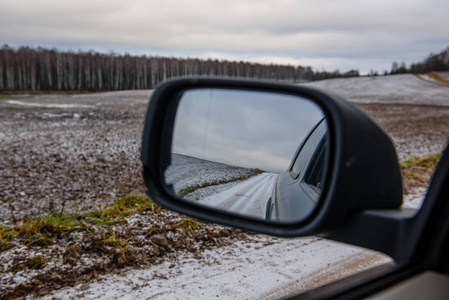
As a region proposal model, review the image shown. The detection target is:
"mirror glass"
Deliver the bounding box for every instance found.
[164,88,329,224]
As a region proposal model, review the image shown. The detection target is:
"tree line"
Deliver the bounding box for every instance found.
[0,45,359,91]
[390,46,449,75]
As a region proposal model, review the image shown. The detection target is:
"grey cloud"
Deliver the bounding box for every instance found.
[0,0,448,72]
[172,89,324,172]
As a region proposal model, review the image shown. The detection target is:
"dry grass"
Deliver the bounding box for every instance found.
[0,194,161,252]
[416,72,449,86]
[426,72,449,86]
[0,193,248,299]
[0,153,444,299]
[400,152,442,193]
[1,154,442,253]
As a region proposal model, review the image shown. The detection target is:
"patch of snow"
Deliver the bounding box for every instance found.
[2,81,444,299]
[196,173,276,219]
[416,72,449,85]
[41,169,428,300]
[71,90,153,100]
[417,74,439,84]
[184,180,243,200]
[165,154,259,193]
[5,100,100,108]
[304,74,449,106]
[402,187,427,209]
[41,112,73,118]
[44,236,391,300]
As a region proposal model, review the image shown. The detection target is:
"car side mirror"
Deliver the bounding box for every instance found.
[141,77,402,236]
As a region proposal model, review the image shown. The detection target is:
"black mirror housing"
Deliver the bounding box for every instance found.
[141,77,402,237]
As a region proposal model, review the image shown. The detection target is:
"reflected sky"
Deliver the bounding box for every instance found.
[172,88,324,173]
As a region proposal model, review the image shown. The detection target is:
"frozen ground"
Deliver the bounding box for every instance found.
[1,74,448,299]
[416,72,449,85]
[0,91,151,221]
[305,75,449,160]
[43,236,391,300]
[166,154,275,220]
[305,73,449,106]
[42,189,423,300]
[165,154,258,194]
[166,154,276,220]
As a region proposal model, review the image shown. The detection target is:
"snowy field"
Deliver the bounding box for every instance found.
[42,236,391,300]
[43,192,422,300]
[305,73,449,106]
[2,74,449,299]
[0,90,152,220]
[165,154,277,219]
[305,74,449,160]
[165,154,258,194]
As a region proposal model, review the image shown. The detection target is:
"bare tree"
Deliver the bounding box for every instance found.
[0,45,362,91]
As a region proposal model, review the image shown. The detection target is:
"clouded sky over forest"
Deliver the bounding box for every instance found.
[1,0,448,73]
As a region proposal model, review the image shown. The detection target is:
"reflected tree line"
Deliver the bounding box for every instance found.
[0,45,359,91]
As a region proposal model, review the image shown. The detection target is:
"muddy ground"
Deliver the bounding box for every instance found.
[0,91,150,221]
[1,92,449,221]
[358,103,449,160]
[1,89,449,299]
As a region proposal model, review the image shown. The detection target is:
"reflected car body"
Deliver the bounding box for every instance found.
[266,119,328,222]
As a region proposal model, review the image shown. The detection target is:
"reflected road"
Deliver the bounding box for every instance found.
[198,173,277,219]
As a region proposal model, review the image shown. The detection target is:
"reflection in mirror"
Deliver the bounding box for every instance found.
[164,88,328,224]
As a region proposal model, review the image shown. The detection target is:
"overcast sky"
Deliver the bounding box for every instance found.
[1,0,448,73]
[172,89,324,172]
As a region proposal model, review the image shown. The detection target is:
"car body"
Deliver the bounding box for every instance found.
[266,118,328,222]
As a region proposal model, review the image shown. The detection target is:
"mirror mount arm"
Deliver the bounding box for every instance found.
[325,208,418,263]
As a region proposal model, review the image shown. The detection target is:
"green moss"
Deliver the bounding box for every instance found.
[0,194,158,252]
[401,152,442,189]
[85,194,159,223]
[26,256,46,269]
[146,224,163,236]
[3,152,440,254]
[175,217,204,232]
[99,231,133,266]
[401,152,441,171]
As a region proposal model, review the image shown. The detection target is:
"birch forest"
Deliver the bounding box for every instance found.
[0,45,359,91]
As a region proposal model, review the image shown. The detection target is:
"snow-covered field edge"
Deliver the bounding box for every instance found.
[43,189,425,300]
